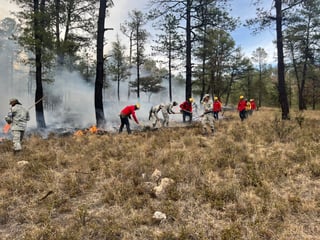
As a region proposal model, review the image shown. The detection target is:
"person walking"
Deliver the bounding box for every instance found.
[237,96,247,121]
[119,103,140,134]
[179,98,193,122]
[249,99,256,115]
[149,104,164,128]
[161,101,178,127]
[213,96,222,120]
[5,98,30,152]
[200,94,214,135]
[245,99,251,118]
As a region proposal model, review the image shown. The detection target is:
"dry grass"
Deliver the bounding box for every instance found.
[0,108,320,239]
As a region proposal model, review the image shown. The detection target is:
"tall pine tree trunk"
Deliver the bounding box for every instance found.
[275,0,290,119]
[34,0,46,128]
[168,47,173,102]
[258,64,262,108]
[185,0,192,100]
[95,0,106,128]
[117,74,120,101]
[136,24,140,99]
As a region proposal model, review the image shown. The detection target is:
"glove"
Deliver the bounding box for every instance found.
[5,115,12,124]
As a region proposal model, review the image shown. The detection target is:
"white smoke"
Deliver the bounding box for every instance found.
[43,70,95,129]
[103,75,186,131]
[0,16,199,134]
[0,18,34,134]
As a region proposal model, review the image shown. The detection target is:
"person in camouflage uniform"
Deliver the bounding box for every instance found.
[200,94,214,135]
[5,98,30,152]
[161,101,178,127]
[149,104,164,128]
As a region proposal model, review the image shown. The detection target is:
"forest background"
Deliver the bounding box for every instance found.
[0,1,320,238]
[0,0,319,130]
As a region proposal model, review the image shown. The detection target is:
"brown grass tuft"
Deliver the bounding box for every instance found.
[0,108,320,239]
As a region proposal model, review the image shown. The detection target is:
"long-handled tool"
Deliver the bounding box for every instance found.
[28,96,46,110]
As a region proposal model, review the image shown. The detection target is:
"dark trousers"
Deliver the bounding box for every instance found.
[182,111,192,122]
[119,116,131,134]
[213,111,219,120]
[239,110,246,121]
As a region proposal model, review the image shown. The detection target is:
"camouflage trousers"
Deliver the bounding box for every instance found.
[150,113,161,127]
[201,114,214,134]
[12,130,25,151]
[162,112,170,127]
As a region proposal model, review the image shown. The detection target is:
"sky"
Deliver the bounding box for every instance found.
[101,0,276,63]
[229,0,276,62]
[105,0,277,63]
[1,0,277,62]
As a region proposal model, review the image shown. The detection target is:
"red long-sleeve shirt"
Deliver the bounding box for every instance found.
[237,99,247,111]
[250,101,256,110]
[120,105,139,124]
[180,101,192,113]
[213,100,222,112]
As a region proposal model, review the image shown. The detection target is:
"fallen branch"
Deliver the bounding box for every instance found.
[38,190,54,201]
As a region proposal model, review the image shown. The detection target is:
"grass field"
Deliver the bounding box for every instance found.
[0,108,319,239]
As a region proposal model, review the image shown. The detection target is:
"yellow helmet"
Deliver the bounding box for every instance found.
[135,103,140,109]
[240,95,244,99]
[189,98,194,102]
[214,97,218,100]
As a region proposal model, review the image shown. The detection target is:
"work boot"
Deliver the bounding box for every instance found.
[211,129,215,136]
[13,149,22,155]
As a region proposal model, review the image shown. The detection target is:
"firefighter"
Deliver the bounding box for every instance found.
[213,96,222,120]
[180,97,193,122]
[161,101,178,127]
[149,104,164,128]
[237,96,247,121]
[200,94,214,135]
[249,99,256,115]
[5,98,30,152]
[119,103,140,134]
[245,99,251,118]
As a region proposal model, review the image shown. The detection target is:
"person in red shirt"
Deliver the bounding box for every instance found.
[180,98,193,122]
[119,103,140,134]
[213,97,222,120]
[249,99,256,115]
[237,96,247,121]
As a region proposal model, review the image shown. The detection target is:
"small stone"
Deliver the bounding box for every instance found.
[17,161,29,168]
[153,211,166,221]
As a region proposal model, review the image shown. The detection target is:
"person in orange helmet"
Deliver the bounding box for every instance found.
[249,99,256,115]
